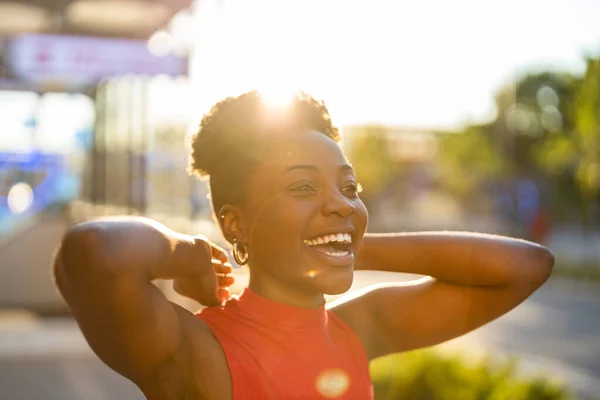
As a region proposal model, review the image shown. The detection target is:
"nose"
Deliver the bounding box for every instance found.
[321,188,356,218]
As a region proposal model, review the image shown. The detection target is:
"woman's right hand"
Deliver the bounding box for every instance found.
[172,236,235,307]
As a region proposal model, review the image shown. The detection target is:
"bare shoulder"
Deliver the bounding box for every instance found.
[138,304,232,400]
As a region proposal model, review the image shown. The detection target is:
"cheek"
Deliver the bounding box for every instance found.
[355,199,369,230]
[248,197,312,256]
[255,197,307,231]
[351,200,369,249]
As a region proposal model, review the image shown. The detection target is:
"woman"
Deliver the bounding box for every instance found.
[54,91,554,400]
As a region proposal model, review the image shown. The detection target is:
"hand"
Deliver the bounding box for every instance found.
[172,236,235,307]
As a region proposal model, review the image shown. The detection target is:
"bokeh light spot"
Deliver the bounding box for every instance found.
[541,105,563,132]
[7,183,34,214]
[536,85,560,109]
[148,30,173,56]
[505,104,541,136]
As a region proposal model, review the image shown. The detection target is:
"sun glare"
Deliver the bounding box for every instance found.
[258,86,299,110]
[190,0,313,118]
[187,0,600,128]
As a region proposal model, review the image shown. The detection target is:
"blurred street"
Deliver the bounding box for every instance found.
[440,277,600,399]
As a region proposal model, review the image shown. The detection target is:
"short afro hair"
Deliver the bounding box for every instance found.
[188,90,340,226]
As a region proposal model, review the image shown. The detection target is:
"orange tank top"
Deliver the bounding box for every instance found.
[196,288,374,399]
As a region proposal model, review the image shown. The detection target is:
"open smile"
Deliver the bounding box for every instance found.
[303,232,354,267]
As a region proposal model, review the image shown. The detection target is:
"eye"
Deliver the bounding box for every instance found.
[293,185,314,192]
[342,182,363,196]
[289,183,317,196]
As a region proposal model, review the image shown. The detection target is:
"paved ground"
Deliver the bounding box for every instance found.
[438,277,600,399]
[0,274,598,400]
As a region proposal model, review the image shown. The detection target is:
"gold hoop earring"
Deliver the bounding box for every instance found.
[232,242,249,265]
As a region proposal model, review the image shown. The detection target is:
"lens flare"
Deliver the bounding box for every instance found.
[315,368,350,398]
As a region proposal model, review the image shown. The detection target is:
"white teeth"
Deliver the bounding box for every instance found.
[305,232,352,246]
[324,250,349,258]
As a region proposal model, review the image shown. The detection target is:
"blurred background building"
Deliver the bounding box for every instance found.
[0,0,205,312]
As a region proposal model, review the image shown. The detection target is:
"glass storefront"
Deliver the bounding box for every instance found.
[0,90,94,226]
[87,75,207,219]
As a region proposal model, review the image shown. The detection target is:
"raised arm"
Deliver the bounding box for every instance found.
[53,217,232,396]
[355,231,554,285]
[331,232,554,359]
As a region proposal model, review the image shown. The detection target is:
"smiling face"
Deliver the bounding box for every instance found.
[237,130,368,303]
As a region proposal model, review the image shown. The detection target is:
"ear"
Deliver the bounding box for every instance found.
[218,205,247,245]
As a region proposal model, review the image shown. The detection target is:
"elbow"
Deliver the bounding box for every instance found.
[56,222,106,282]
[527,245,555,287]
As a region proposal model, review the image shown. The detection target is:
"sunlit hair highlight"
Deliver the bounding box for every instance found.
[188,90,341,226]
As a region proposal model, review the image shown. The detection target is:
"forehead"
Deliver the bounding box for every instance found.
[244,131,349,209]
[264,130,347,167]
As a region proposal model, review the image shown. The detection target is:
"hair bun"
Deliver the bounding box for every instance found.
[188,93,262,178]
[187,90,340,180]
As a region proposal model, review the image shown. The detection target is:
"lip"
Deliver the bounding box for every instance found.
[304,241,355,268]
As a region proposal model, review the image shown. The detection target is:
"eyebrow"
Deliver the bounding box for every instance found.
[284,164,355,174]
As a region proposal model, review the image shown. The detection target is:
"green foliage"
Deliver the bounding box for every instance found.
[434,73,577,203]
[492,71,578,174]
[531,58,600,224]
[532,61,600,195]
[345,125,401,199]
[571,58,600,197]
[437,125,507,198]
[434,61,600,223]
[344,60,600,225]
[534,134,577,175]
[370,350,574,400]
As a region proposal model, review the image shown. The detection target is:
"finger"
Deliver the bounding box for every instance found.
[212,261,233,274]
[218,287,231,300]
[214,271,234,281]
[193,237,214,261]
[217,274,235,287]
[211,245,230,264]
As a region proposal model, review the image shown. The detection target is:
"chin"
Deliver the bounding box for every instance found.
[315,268,354,295]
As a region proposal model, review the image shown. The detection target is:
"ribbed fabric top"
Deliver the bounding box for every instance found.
[230,288,327,328]
[196,288,374,399]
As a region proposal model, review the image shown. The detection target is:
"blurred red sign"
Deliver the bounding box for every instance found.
[6,34,186,85]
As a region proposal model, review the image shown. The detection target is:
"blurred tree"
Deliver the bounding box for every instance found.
[534,58,600,228]
[436,125,507,203]
[491,71,578,175]
[435,71,581,228]
[435,62,600,228]
[345,125,401,208]
[490,71,580,225]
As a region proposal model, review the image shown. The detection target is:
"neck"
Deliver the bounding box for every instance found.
[248,272,325,309]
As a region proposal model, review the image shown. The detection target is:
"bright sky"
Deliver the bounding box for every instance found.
[188,0,600,130]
